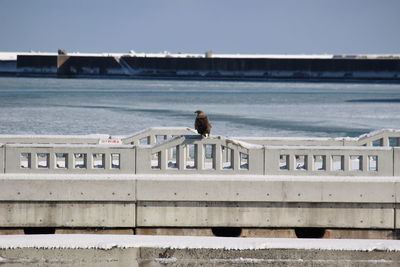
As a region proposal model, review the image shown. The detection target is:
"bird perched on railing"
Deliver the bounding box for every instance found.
[194,110,212,137]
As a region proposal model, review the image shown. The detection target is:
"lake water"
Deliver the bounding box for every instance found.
[0,77,399,137]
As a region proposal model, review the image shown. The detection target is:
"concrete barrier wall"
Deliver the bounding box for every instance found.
[0,175,136,227]
[136,175,397,229]
[0,174,399,229]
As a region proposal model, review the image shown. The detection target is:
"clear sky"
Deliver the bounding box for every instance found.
[1,0,399,55]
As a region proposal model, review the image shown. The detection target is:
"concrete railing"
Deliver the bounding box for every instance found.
[1,128,400,233]
[1,128,400,176]
[265,146,396,176]
[3,144,135,174]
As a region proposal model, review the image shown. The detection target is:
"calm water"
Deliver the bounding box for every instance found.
[0,77,399,137]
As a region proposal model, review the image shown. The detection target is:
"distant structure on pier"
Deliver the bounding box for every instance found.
[0,51,400,82]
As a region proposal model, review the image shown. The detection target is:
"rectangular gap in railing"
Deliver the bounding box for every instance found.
[372,139,383,146]
[74,153,87,169]
[222,146,233,170]
[37,153,49,169]
[185,144,196,169]
[151,151,161,169]
[349,155,362,171]
[156,135,167,144]
[332,155,344,171]
[240,152,249,170]
[93,153,105,169]
[111,153,120,169]
[295,155,307,170]
[20,153,31,169]
[204,144,215,170]
[167,146,178,169]
[140,137,149,145]
[56,153,68,169]
[279,154,289,170]
[368,155,378,171]
[313,155,326,171]
[389,137,400,147]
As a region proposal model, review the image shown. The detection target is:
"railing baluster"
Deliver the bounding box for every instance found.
[214,144,221,171]
[196,144,204,170]
[177,145,185,170]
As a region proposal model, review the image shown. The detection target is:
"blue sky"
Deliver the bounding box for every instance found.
[1,0,399,55]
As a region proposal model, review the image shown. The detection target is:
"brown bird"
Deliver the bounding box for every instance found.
[194,110,212,137]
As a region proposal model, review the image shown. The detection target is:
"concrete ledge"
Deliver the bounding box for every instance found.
[1,235,400,266]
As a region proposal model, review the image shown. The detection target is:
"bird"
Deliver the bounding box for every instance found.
[194,110,212,137]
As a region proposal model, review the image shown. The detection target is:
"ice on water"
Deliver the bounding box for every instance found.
[1,77,400,138]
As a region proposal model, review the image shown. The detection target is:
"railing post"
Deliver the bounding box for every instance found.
[87,153,93,170]
[382,137,389,147]
[214,144,221,171]
[147,136,153,145]
[343,155,349,172]
[326,155,332,171]
[49,152,56,170]
[31,153,38,170]
[233,149,240,171]
[160,149,167,170]
[104,152,111,170]
[196,144,204,170]
[362,154,368,172]
[289,154,296,171]
[177,145,185,170]
[307,154,313,171]
[67,153,73,169]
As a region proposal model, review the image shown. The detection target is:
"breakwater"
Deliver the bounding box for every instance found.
[1,52,400,81]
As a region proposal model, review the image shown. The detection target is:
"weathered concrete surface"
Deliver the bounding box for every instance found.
[0,247,139,267]
[2,247,400,266]
[138,248,400,267]
[137,201,394,229]
[1,235,400,267]
[1,174,399,230]
[0,202,135,227]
